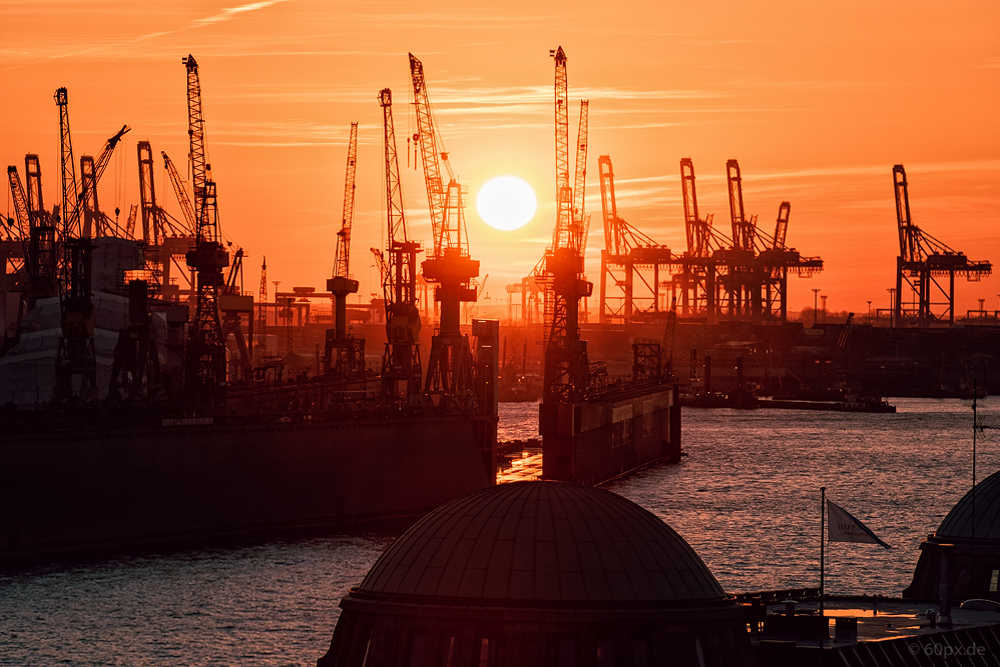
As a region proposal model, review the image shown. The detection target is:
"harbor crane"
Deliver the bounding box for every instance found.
[671,158,820,324]
[22,156,59,301]
[142,149,198,303]
[675,158,723,319]
[596,154,672,324]
[324,121,364,377]
[182,54,230,398]
[55,87,129,240]
[6,166,32,281]
[892,164,991,326]
[539,46,593,402]
[161,151,197,234]
[54,87,79,239]
[409,53,479,405]
[137,141,188,247]
[378,88,422,403]
[77,123,130,239]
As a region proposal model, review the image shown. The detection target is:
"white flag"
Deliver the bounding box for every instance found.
[827,499,891,549]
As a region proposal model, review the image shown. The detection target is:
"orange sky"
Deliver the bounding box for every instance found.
[2,0,998,318]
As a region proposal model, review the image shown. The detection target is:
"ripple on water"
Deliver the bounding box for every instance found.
[1,398,996,665]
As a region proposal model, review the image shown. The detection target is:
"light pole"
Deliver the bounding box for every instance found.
[887,288,896,328]
[812,288,820,325]
[821,295,827,323]
[867,300,872,324]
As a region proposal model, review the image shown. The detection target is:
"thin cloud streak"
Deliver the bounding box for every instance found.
[192,0,291,27]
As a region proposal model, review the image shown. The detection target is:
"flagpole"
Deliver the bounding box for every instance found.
[820,486,826,617]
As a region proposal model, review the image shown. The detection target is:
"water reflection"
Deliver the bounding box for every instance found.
[1,398,996,665]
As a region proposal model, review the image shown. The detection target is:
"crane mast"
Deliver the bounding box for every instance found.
[257,256,267,355]
[379,88,422,402]
[137,141,164,245]
[54,87,79,238]
[182,54,229,398]
[325,122,363,377]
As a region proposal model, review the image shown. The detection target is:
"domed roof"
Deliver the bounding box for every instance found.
[358,481,726,604]
[937,469,1000,542]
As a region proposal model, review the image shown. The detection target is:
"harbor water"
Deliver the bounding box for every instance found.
[2,398,998,666]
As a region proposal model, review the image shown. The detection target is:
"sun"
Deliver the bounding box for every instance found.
[476,176,537,231]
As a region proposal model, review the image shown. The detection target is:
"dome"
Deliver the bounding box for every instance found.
[358,480,726,604]
[936,469,1000,542]
[903,469,1000,601]
[319,482,755,667]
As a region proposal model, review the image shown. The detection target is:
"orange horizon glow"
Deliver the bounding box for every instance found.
[2,1,998,318]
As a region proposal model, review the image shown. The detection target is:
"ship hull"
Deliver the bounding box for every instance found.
[539,382,681,485]
[1,414,493,558]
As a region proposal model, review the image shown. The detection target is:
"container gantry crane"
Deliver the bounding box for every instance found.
[716,158,760,320]
[675,158,724,320]
[325,121,364,378]
[182,54,230,398]
[892,164,991,326]
[23,155,59,300]
[138,141,173,247]
[409,53,479,405]
[378,88,422,403]
[677,159,820,325]
[596,154,672,324]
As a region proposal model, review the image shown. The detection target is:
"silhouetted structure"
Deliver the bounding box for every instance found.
[317,481,755,667]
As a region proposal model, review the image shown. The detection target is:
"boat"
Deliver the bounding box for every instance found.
[756,395,896,413]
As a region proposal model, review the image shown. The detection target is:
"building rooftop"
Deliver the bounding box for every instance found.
[936,469,1000,542]
[358,480,727,604]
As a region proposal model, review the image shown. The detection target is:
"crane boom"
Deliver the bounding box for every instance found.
[573,99,589,253]
[161,151,197,234]
[727,159,755,252]
[184,54,211,235]
[371,247,389,290]
[551,46,574,253]
[409,53,452,256]
[334,122,358,281]
[893,164,918,262]
[598,155,621,256]
[6,166,31,243]
[773,201,790,250]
